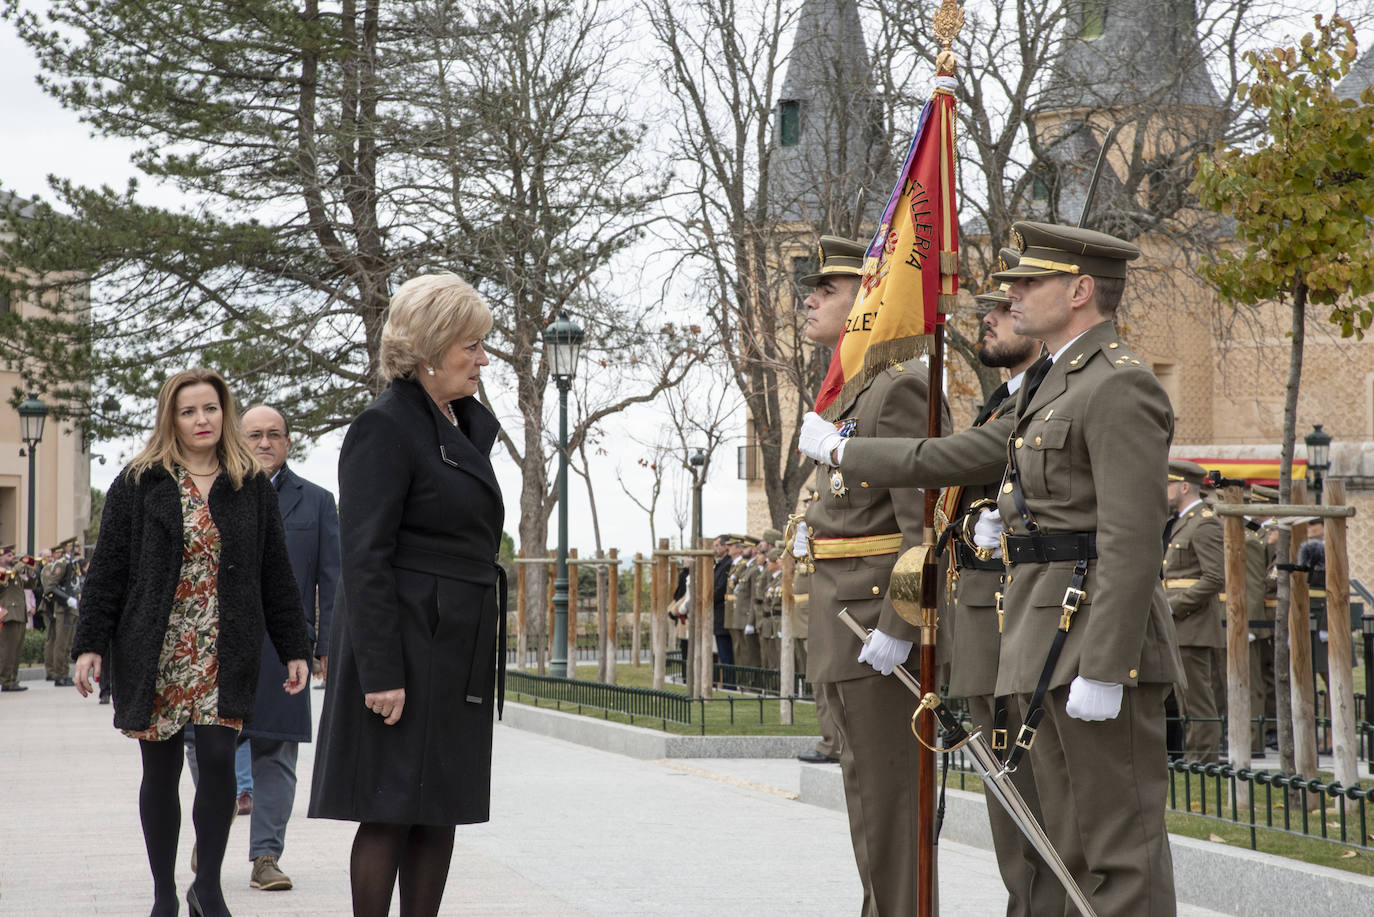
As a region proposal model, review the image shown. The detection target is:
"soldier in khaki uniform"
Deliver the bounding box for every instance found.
[1,546,39,692]
[761,549,783,670]
[802,221,1184,917]
[793,235,944,916]
[724,537,750,672]
[940,268,1064,916]
[41,540,81,687]
[793,499,843,765]
[732,537,763,670]
[1247,521,1277,753]
[1163,460,1225,763]
[744,530,778,670]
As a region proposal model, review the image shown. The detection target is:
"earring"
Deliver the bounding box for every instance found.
[425,366,435,376]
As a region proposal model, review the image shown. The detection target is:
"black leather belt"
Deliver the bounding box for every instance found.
[1003,532,1097,564]
[952,541,1003,572]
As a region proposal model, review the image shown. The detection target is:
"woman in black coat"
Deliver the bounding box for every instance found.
[309,273,505,917]
[73,368,311,917]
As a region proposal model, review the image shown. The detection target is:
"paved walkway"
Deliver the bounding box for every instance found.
[1,676,1231,915]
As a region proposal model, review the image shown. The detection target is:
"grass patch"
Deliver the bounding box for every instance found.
[504,662,820,736]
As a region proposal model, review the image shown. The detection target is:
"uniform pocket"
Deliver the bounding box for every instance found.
[832,555,896,603]
[1017,416,1072,501]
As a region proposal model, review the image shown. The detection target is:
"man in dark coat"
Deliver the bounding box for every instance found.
[239,405,340,892]
[712,535,733,669]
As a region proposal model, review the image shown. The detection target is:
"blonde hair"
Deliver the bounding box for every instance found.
[378,273,494,383]
[127,368,259,490]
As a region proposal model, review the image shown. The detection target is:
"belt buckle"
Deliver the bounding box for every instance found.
[1060,586,1086,630]
[999,529,1010,562]
[992,728,1008,752]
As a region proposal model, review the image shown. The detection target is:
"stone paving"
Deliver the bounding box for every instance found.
[1,673,1233,916]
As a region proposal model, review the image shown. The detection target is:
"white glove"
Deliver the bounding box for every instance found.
[1065,676,1123,721]
[856,629,914,676]
[798,412,845,464]
[67,596,79,609]
[791,521,810,558]
[973,508,1003,556]
[744,624,755,635]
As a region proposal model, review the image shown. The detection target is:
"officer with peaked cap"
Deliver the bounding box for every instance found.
[0,544,38,691]
[1164,459,1226,764]
[748,529,782,670]
[792,233,947,915]
[938,246,1064,916]
[799,220,1183,916]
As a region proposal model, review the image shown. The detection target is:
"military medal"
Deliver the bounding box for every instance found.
[830,468,848,498]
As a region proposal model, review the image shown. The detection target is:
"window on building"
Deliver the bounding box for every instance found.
[1081,0,1108,40]
[778,100,801,147]
[738,421,760,481]
[0,288,11,314]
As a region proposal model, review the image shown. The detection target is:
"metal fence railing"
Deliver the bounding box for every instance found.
[504,671,693,729]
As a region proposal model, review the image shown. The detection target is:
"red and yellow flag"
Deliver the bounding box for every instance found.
[815,83,959,418]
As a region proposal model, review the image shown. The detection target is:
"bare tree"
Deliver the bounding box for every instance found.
[643,0,892,528]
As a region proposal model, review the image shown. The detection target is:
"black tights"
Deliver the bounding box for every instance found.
[350,822,456,917]
[139,724,238,917]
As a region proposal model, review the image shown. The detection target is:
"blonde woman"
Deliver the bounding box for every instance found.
[310,273,504,917]
[73,368,310,917]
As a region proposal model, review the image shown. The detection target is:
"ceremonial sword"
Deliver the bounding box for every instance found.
[837,608,1099,917]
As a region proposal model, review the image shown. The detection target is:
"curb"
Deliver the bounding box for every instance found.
[501,700,820,759]
[798,764,1374,916]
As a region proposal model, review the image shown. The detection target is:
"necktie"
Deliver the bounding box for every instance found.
[974,382,1011,426]
[1020,356,1052,409]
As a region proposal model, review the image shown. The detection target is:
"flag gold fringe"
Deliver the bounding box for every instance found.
[819,334,932,421]
[940,251,958,274]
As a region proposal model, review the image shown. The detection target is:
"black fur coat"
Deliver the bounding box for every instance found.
[73,464,311,733]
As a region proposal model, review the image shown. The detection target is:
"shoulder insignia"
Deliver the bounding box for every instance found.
[1202,510,1214,518]
[889,361,904,373]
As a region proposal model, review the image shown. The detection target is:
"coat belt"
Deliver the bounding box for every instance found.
[812,533,903,559]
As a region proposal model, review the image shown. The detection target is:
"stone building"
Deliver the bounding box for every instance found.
[0,191,92,553]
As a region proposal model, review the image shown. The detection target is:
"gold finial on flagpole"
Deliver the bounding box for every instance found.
[933,0,965,76]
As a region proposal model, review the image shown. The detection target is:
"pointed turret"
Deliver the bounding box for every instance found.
[1039,0,1221,114]
[1336,48,1374,101]
[766,0,883,232]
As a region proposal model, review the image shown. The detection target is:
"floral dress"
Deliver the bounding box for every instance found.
[123,470,243,741]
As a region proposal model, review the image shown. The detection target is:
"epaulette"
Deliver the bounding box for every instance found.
[1100,339,1142,370]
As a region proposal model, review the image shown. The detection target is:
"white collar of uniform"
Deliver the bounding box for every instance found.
[1051,329,1092,364]
[1006,368,1027,395]
[1178,498,1204,518]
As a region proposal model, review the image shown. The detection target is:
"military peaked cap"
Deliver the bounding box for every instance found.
[1168,459,1209,486]
[800,235,867,287]
[760,528,783,545]
[993,221,1140,282]
[974,247,1021,309]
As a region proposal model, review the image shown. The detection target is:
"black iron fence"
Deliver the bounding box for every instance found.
[504,671,693,729]
[663,651,813,698]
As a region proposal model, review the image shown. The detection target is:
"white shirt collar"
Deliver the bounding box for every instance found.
[1051,329,1092,364]
[1178,498,1204,518]
[1006,369,1028,395]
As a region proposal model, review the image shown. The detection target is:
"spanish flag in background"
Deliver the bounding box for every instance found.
[814,79,959,419]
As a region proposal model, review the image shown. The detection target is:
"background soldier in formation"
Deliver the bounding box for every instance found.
[724,537,749,671]
[0,546,39,692]
[41,539,82,687]
[804,221,1184,916]
[1163,460,1226,764]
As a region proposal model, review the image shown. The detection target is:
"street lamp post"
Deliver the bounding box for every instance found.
[689,448,706,545]
[543,312,585,679]
[18,394,49,557]
[1305,424,1333,505]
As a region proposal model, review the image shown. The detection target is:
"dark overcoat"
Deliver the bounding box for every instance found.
[308,376,504,826]
[73,466,311,733]
[242,465,340,743]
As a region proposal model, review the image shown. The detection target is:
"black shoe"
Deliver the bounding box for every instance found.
[53,678,74,687]
[797,749,839,764]
[1,684,28,692]
[186,887,203,917]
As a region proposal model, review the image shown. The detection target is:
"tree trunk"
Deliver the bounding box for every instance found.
[1275,274,1307,780]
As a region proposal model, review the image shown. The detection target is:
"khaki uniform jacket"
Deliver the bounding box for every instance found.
[1245,532,1273,630]
[792,569,810,640]
[726,556,750,630]
[805,360,941,683]
[2,564,36,624]
[751,563,773,637]
[945,392,1018,700]
[841,321,1183,695]
[732,557,761,630]
[1164,504,1225,649]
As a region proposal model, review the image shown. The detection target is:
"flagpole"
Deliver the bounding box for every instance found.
[921,5,964,915]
